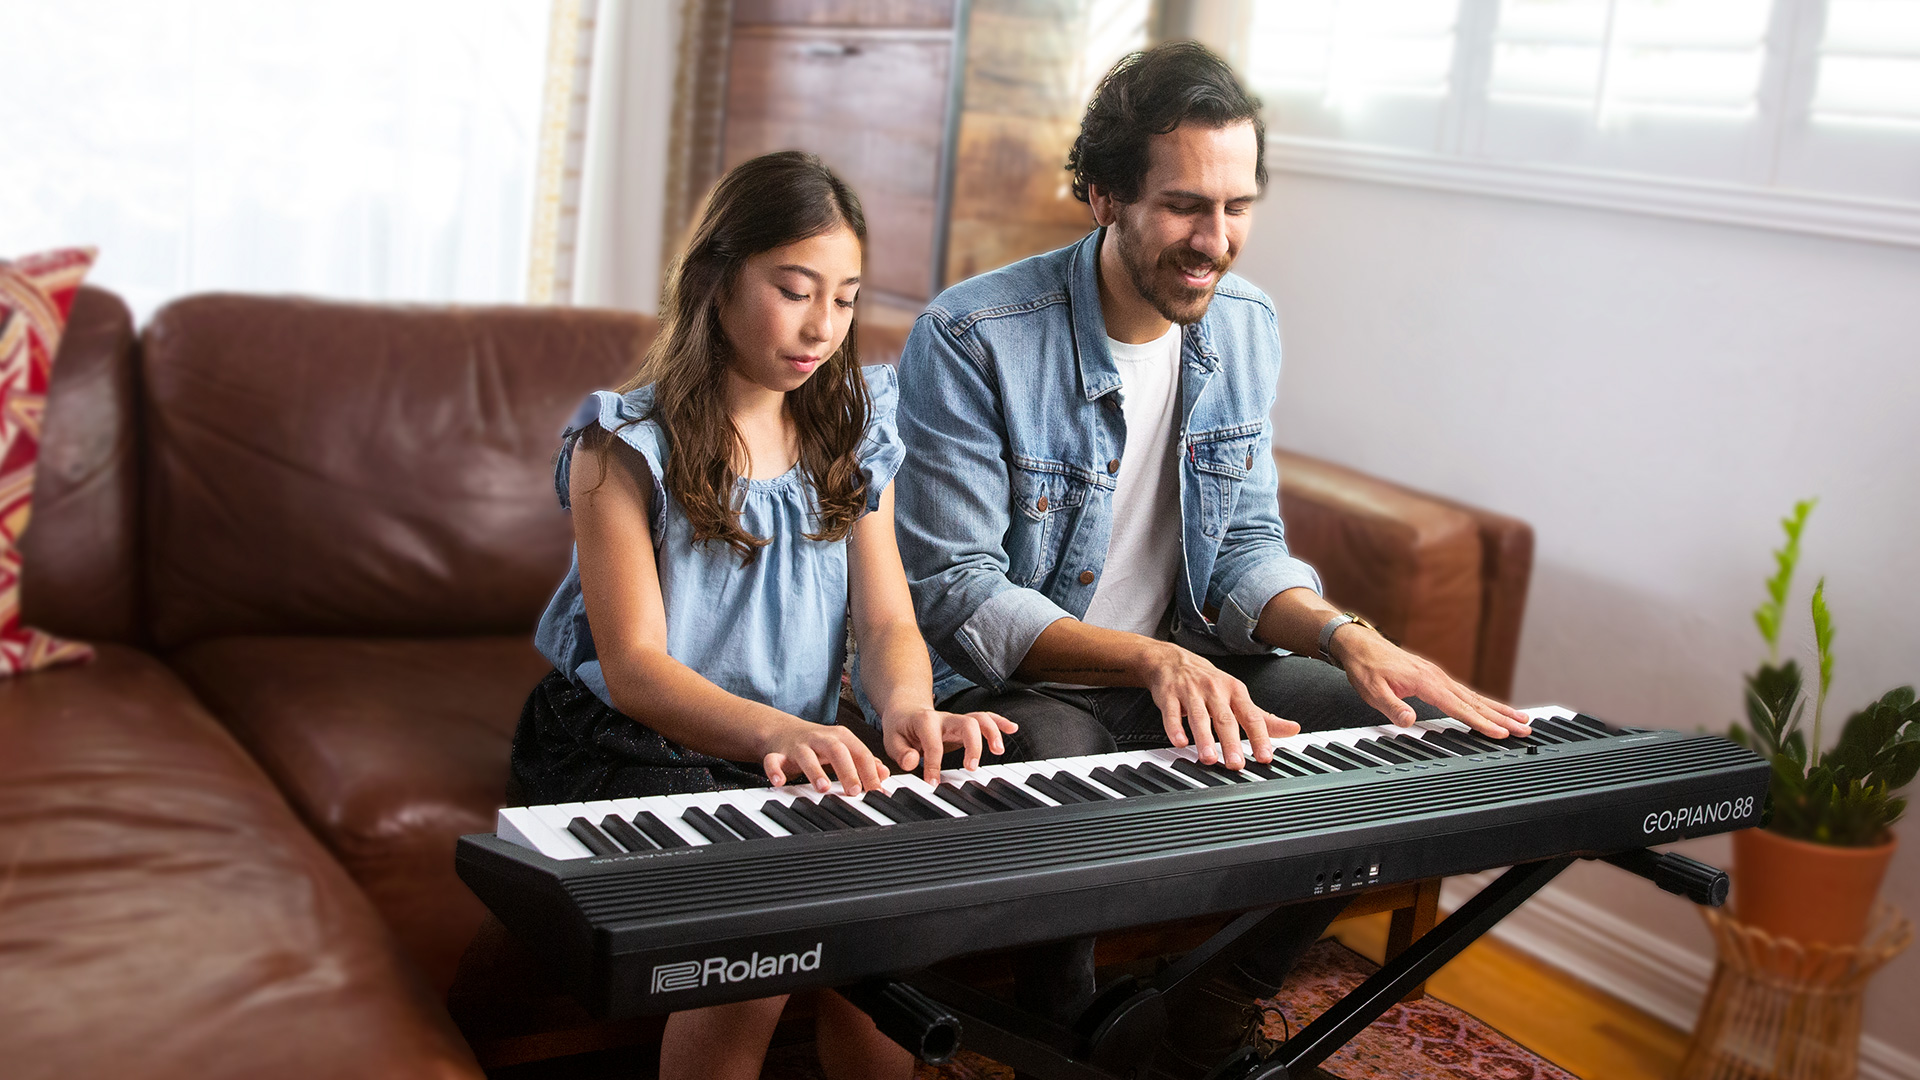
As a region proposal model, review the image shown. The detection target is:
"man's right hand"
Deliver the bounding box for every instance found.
[1140,641,1299,768]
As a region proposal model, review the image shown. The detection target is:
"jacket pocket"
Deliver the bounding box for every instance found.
[1189,428,1261,539]
[1009,461,1090,587]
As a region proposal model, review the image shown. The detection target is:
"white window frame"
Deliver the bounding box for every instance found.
[1190,0,1920,247]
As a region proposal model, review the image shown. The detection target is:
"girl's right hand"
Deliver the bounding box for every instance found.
[762,719,890,795]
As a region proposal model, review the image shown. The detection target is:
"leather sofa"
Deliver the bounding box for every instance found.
[1,286,1531,1078]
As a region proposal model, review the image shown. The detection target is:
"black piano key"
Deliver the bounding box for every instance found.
[601,814,657,851]
[1383,734,1448,759]
[1273,748,1330,775]
[682,807,741,843]
[1427,730,1484,756]
[1568,713,1614,739]
[1047,771,1118,802]
[1117,764,1181,794]
[962,781,1020,813]
[1345,738,1409,765]
[1319,743,1379,770]
[1170,758,1229,787]
[628,809,691,849]
[819,795,879,829]
[892,787,956,821]
[1518,725,1565,745]
[1089,767,1154,797]
[1456,729,1513,753]
[987,777,1046,810]
[1536,717,1595,742]
[1025,773,1088,804]
[759,800,820,834]
[568,816,623,857]
[788,797,847,831]
[1239,757,1292,779]
[1135,761,1200,792]
[714,804,773,840]
[861,791,918,824]
[934,784,993,815]
[1303,745,1361,771]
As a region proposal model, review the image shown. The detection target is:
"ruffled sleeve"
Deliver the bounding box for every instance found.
[857,365,905,516]
[553,386,670,537]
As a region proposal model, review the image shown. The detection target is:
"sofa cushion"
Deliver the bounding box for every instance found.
[169,634,553,993]
[140,295,655,648]
[0,643,481,1080]
[18,285,144,646]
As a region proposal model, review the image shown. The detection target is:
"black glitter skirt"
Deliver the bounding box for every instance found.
[508,669,770,804]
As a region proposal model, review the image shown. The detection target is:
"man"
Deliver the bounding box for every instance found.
[891,42,1533,1075]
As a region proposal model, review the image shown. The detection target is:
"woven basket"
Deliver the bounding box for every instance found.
[1680,904,1911,1080]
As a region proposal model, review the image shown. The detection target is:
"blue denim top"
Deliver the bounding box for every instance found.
[894,230,1323,704]
[535,365,904,726]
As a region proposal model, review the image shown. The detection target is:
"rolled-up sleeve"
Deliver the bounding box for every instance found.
[1206,426,1322,653]
[894,314,1071,689]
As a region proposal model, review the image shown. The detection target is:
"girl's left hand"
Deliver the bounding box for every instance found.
[882,708,1019,786]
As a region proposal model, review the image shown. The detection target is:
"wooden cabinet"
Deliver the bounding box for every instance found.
[717,0,964,325]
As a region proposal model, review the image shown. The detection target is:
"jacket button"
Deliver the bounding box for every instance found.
[1036,495,1049,512]
[1107,458,1120,474]
[1079,570,1096,585]
[1246,452,1255,469]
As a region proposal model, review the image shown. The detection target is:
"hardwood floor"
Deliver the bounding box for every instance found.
[1333,911,1692,1080]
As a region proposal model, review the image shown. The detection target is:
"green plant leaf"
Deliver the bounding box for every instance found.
[1887,741,1920,793]
[1754,499,1815,657]
[1812,578,1835,699]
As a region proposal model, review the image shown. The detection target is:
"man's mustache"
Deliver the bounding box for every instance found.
[1160,246,1231,280]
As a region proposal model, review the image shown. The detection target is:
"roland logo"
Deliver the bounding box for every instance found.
[650,944,823,995]
[1643,796,1756,834]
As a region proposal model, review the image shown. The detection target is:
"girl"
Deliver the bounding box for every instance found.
[511,152,1013,1080]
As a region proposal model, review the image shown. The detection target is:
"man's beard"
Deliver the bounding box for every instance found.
[1115,224,1232,326]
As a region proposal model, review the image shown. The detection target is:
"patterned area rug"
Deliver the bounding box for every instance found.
[765,940,1575,1080]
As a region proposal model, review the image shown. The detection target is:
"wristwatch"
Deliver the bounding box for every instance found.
[1317,611,1378,669]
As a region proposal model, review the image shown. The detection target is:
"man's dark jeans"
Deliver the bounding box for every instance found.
[940,653,1445,1026]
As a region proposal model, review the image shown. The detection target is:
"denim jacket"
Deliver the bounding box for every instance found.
[894,229,1322,704]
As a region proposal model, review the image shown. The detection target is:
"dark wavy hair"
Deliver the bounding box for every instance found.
[1067,41,1267,205]
[609,151,869,559]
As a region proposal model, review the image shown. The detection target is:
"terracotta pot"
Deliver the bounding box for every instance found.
[1731,827,1897,947]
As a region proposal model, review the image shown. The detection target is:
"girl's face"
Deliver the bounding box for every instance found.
[718,225,863,396]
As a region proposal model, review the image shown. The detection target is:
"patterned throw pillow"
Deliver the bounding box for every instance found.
[1,247,98,675]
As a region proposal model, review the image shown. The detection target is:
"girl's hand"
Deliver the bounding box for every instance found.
[882,707,1019,786]
[763,719,890,795]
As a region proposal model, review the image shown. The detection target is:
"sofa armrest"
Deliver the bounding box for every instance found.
[1274,449,1531,699]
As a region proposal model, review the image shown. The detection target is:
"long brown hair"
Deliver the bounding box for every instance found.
[626,151,870,559]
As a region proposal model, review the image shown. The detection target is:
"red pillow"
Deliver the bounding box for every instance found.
[1,247,98,675]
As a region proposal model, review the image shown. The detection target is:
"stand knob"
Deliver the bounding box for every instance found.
[1603,849,1730,907]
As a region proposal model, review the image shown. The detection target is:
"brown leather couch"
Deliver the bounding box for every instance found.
[1,286,1530,1078]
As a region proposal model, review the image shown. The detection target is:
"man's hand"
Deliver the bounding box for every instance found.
[1329,624,1532,738]
[1141,641,1301,768]
[882,707,1019,786]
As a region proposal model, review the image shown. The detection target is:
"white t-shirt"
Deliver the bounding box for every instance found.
[1081,324,1183,640]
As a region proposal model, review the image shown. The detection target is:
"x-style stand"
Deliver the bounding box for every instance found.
[844,850,1727,1080]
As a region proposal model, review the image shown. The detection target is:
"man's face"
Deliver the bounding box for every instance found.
[1099,121,1259,326]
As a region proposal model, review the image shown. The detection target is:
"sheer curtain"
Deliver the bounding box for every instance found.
[1,0,548,323]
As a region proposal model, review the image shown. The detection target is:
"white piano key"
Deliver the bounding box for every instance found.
[718,789,799,837]
[528,802,608,858]
[497,806,592,860]
[988,763,1065,806]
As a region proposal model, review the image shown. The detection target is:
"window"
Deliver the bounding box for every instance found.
[1220,0,1920,242]
[0,1,548,322]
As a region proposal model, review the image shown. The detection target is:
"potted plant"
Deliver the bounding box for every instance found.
[1726,500,1919,947]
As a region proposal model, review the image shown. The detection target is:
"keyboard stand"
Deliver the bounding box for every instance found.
[847,856,1578,1080]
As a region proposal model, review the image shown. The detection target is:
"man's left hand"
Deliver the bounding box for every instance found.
[1329,624,1533,738]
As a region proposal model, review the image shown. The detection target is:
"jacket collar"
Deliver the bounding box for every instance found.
[1069,229,1223,401]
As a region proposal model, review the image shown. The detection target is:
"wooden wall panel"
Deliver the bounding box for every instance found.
[733,0,956,27]
[943,1,1130,285]
[722,26,954,309]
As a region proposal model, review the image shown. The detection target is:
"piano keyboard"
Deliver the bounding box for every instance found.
[457,705,1767,1019]
[496,708,1614,862]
